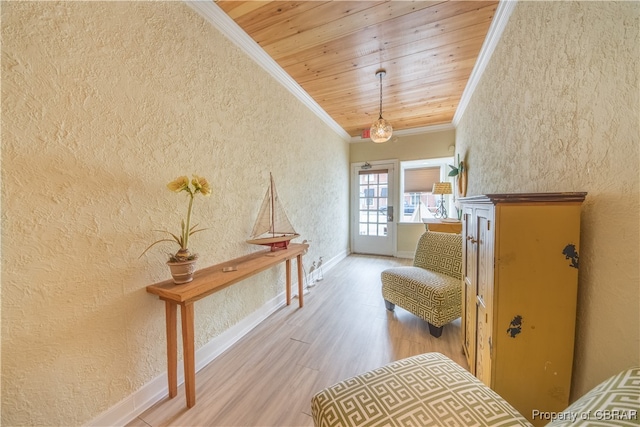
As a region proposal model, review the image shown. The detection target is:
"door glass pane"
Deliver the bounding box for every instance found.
[358,170,388,236]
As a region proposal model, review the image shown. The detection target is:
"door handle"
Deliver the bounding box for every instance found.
[467,236,478,244]
[387,206,394,222]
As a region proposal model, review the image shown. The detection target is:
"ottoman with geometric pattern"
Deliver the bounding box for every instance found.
[311,352,533,427]
[545,366,640,427]
[381,231,462,337]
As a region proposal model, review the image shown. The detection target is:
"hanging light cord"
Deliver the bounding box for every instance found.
[378,73,384,119]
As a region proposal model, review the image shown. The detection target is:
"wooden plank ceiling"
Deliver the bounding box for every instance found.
[215,1,499,138]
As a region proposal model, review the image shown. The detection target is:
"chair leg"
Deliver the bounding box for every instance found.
[428,323,443,338]
[384,300,395,311]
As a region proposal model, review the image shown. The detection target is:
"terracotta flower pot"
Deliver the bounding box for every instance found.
[167,258,197,284]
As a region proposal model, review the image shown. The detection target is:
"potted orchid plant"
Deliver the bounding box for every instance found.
[140,175,211,283]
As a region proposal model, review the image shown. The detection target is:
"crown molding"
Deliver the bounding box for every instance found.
[185,1,352,141]
[187,0,516,142]
[453,0,518,126]
[349,123,455,143]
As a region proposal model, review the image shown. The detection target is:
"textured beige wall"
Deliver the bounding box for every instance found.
[1,2,349,425]
[350,129,455,252]
[456,1,639,400]
[397,223,428,254]
[350,130,455,164]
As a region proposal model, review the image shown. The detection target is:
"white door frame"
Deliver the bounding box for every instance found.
[350,160,399,256]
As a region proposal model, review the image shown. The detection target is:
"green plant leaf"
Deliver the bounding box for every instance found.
[150,229,182,246]
[188,227,209,237]
[166,231,183,247]
[138,238,177,259]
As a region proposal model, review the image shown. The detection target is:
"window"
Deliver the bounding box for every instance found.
[399,158,454,223]
[358,169,388,236]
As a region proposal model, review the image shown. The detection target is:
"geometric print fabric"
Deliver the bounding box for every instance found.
[381,268,462,328]
[381,232,463,328]
[412,231,462,280]
[547,367,640,427]
[311,352,533,427]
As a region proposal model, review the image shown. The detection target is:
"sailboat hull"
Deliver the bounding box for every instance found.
[246,234,300,251]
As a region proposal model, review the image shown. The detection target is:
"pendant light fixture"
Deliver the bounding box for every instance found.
[370,69,393,143]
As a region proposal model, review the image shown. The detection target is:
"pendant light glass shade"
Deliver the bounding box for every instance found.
[370,69,392,143]
[370,117,393,143]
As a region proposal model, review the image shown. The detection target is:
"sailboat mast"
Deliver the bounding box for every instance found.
[270,173,275,237]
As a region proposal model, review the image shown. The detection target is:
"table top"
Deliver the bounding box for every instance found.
[422,218,461,224]
[146,243,309,304]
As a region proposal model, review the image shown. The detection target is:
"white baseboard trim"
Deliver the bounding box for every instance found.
[86,249,347,427]
[317,249,348,276]
[395,251,415,259]
[87,294,286,427]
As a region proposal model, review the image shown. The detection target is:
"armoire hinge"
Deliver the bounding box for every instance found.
[487,220,491,230]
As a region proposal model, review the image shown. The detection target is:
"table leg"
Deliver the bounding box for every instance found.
[285,258,292,305]
[297,254,304,308]
[165,300,178,399]
[180,302,196,408]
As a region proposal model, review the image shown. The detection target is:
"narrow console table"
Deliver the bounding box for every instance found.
[146,243,308,408]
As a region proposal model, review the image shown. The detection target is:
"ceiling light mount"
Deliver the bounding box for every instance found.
[370,68,393,143]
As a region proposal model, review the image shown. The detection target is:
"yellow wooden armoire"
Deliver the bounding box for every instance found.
[460,193,587,426]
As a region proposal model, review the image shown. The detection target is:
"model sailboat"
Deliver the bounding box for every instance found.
[247,173,300,251]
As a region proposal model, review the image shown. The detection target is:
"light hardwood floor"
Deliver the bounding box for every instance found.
[129,254,468,427]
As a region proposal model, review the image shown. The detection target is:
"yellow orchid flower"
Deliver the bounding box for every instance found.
[192,175,212,196]
[140,174,212,262]
[167,176,190,193]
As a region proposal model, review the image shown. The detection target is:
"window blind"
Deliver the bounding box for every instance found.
[404,167,440,193]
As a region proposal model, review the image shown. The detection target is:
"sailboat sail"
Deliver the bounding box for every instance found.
[248,173,299,250]
[250,186,273,238]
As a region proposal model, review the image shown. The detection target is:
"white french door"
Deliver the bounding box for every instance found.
[351,161,396,256]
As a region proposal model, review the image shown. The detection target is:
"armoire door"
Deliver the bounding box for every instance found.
[474,207,494,387]
[461,206,477,371]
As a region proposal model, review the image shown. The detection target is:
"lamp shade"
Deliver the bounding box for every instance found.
[432,182,453,195]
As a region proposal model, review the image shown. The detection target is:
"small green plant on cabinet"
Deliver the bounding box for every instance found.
[448,153,464,177]
[139,175,211,262]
